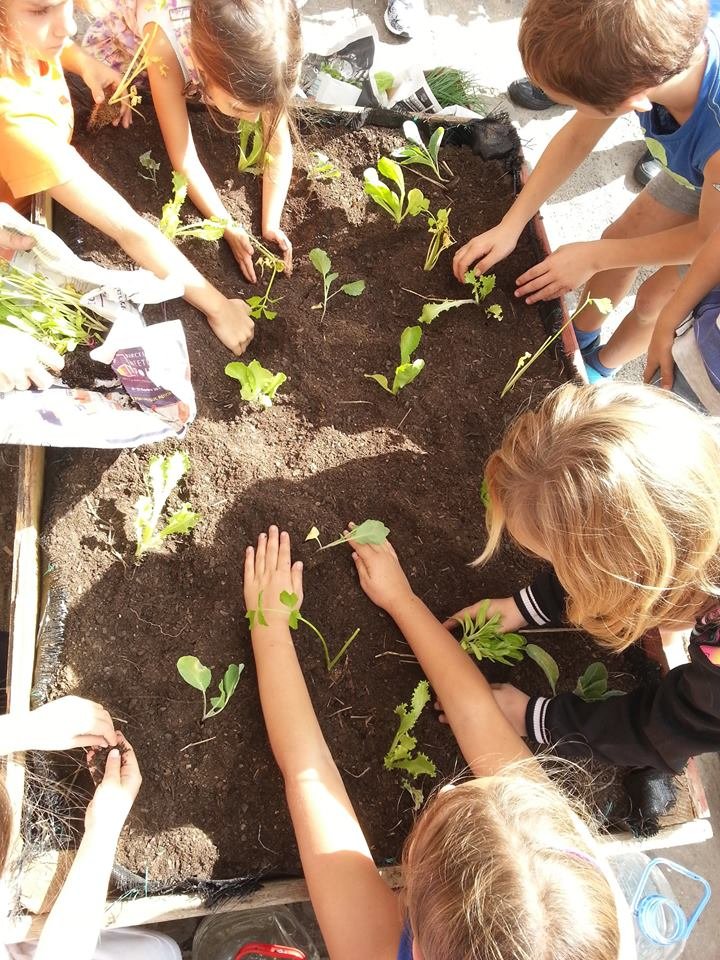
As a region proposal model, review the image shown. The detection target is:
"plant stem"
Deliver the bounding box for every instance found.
[327,628,359,671]
[299,615,332,670]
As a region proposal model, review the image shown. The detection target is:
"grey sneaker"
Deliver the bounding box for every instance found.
[384,0,424,40]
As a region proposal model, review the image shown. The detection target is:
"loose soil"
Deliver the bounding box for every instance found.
[36,100,680,885]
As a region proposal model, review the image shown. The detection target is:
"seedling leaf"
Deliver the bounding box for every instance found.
[458,603,526,665]
[320,519,390,551]
[225,360,287,409]
[385,681,438,781]
[574,661,625,701]
[418,298,471,325]
[305,526,321,544]
[177,655,211,693]
[340,280,366,296]
[367,325,425,396]
[399,324,422,364]
[134,451,199,560]
[526,644,560,695]
[375,71,394,93]
[486,304,503,321]
[139,150,160,184]
[309,247,332,276]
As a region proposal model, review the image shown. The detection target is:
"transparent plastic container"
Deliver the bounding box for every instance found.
[609,854,711,960]
[192,903,322,960]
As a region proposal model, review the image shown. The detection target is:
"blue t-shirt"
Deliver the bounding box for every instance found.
[397,924,413,960]
[639,21,720,194]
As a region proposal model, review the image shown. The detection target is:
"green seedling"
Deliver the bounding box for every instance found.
[305,519,390,550]
[479,477,490,508]
[139,150,160,186]
[177,656,243,721]
[225,359,287,409]
[486,303,503,321]
[246,591,358,672]
[133,451,201,561]
[307,150,341,181]
[237,118,265,175]
[574,662,625,702]
[424,208,455,271]
[501,295,613,397]
[385,680,437,785]
[103,22,165,118]
[305,526,322,547]
[415,271,497,324]
[363,157,429,225]
[457,599,526,665]
[0,260,106,354]
[391,120,448,183]
[366,325,425,396]
[309,248,365,321]
[424,66,486,114]
[374,70,394,93]
[465,270,496,303]
[246,255,284,321]
[159,171,230,241]
[526,644,560,695]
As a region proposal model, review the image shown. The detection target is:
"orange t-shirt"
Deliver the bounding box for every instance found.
[0,59,79,214]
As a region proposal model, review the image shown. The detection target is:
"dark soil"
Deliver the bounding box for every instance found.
[37,100,678,884]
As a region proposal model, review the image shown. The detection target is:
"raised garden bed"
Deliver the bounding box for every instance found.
[4,105,710,935]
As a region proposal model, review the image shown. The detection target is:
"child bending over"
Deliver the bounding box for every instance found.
[83,0,301,280]
[454,0,720,383]
[0,0,253,355]
[245,525,630,960]
[450,382,720,773]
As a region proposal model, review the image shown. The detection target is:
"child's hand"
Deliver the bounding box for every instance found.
[0,227,33,253]
[23,696,117,751]
[644,318,675,389]
[81,57,132,128]
[244,526,304,628]
[453,221,520,281]
[346,524,415,616]
[0,328,64,392]
[514,241,600,304]
[490,684,530,737]
[443,596,527,632]
[207,298,254,355]
[262,226,293,276]
[224,225,257,283]
[85,733,142,837]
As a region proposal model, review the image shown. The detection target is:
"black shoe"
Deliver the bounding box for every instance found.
[507,77,557,110]
[634,148,662,187]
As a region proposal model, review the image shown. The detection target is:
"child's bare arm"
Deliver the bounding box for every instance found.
[246,527,401,960]
[453,113,615,280]
[261,112,293,273]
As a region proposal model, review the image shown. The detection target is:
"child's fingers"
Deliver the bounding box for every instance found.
[291,560,303,602]
[255,530,267,577]
[433,700,448,724]
[266,525,279,570]
[351,551,369,582]
[278,529,291,570]
[441,614,460,629]
[244,544,254,585]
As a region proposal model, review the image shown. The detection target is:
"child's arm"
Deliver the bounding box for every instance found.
[442,595,528,632]
[644,225,720,387]
[261,112,293,273]
[0,696,116,754]
[453,113,615,281]
[145,26,257,283]
[348,532,531,776]
[245,527,402,960]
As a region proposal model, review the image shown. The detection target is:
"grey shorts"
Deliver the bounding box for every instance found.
[645,169,701,217]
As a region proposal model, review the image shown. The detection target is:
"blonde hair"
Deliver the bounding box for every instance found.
[519,0,708,112]
[403,765,621,960]
[0,1,29,77]
[477,382,720,650]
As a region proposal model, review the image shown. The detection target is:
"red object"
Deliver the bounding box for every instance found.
[234,944,307,960]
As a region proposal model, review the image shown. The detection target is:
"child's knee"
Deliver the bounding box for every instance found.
[634,272,679,324]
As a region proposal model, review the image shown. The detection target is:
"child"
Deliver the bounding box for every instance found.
[0,0,253,355]
[245,526,629,960]
[448,382,720,774]
[83,0,302,280]
[0,696,177,958]
[453,0,720,382]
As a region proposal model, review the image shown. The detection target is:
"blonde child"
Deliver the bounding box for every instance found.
[454,0,720,383]
[245,525,629,960]
[83,0,302,281]
[448,382,720,773]
[0,0,253,356]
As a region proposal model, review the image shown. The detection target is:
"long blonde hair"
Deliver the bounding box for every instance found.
[477,382,720,649]
[403,765,621,960]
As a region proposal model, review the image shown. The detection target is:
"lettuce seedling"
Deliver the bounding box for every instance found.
[237,118,265,175]
[366,325,425,396]
[319,519,390,550]
[526,644,560,695]
[134,451,201,561]
[374,70,395,93]
[384,680,437,781]
[391,120,447,183]
[139,150,160,186]
[457,600,526,665]
[501,295,613,397]
[415,271,497,324]
[309,248,365,320]
[159,171,230,241]
[479,477,490,508]
[247,255,284,321]
[177,655,243,721]
[424,207,455,271]
[486,303,503,321]
[363,157,429,224]
[574,662,625,702]
[225,359,287,409]
[307,150,341,181]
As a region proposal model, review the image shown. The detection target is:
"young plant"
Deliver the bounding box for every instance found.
[237,118,265,175]
[305,519,390,551]
[414,271,497,324]
[0,260,106,354]
[526,644,560,695]
[366,325,425,396]
[246,256,284,321]
[90,22,165,128]
[574,662,625,702]
[486,304,504,321]
[501,295,613,397]
[374,71,394,94]
[391,120,447,183]
[225,359,287,409]
[424,207,455,271]
[133,451,201,561]
[457,600,526,665]
[307,150,341,181]
[159,171,229,241]
[424,66,486,114]
[309,248,365,321]
[177,656,243,721]
[246,591,359,672]
[384,680,437,780]
[363,157,429,225]
[139,150,160,186]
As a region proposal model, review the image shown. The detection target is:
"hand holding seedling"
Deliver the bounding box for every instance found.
[488,684,530,738]
[206,298,254,356]
[514,241,602,304]
[346,523,415,616]
[80,56,132,128]
[21,696,117,751]
[244,526,304,629]
[443,596,527,634]
[263,226,293,276]
[453,220,521,282]
[85,733,142,837]
[224,224,257,283]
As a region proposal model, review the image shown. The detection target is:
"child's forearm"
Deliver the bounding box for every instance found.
[262,117,293,233]
[592,221,704,273]
[657,228,720,329]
